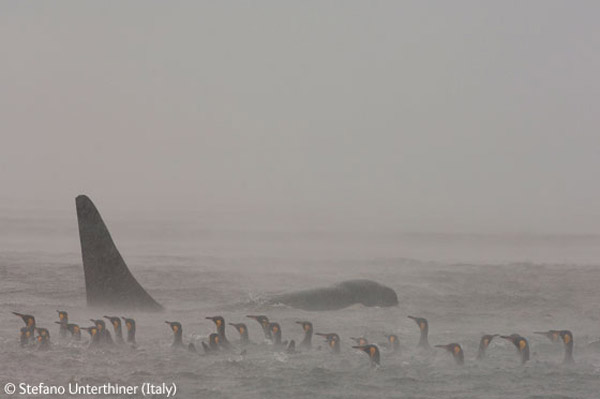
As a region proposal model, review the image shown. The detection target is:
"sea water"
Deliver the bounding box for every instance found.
[1,213,599,398]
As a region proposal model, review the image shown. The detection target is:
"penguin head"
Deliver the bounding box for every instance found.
[206,316,225,330]
[37,333,49,344]
[502,334,529,363]
[354,344,377,356]
[122,317,136,331]
[296,321,313,333]
[534,330,561,343]
[104,316,121,330]
[90,319,106,332]
[351,337,368,346]
[501,334,528,351]
[229,323,247,336]
[560,330,573,346]
[480,334,499,348]
[435,343,464,364]
[353,344,380,364]
[436,343,461,354]
[68,324,81,336]
[35,327,50,338]
[209,333,220,348]
[83,326,98,337]
[269,323,281,336]
[316,332,340,350]
[246,315,269,329]
[316,332,339,341]
[20,327,32,341]
[13,312,35,328]
[57,310,68,322]
[408,316,428,332]
[165,321,182,335]
[387,334,399,345]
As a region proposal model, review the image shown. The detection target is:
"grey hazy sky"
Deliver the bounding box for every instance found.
[1,1,599,234]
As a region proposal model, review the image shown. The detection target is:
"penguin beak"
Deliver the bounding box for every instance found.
[315,333,331,340]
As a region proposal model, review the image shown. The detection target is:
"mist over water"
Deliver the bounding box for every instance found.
[2,1,600,397]
[1,216,599,398]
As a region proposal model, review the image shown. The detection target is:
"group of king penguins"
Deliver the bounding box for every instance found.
[14,310,575,367]
[14,311,137,350]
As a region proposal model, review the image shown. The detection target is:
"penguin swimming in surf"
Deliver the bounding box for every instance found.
[90,319,113,345]
[55,321,81,341]
[66,323,82,340]
[82,326,100,347]
[477,334,499,360]
[202,333,221,354]
[315,332,341,354]
[35,328,50,350]
[20,327,33,347]
[122,317,136,345]
[229,323,250,346]
[165,321,184,348]
[385,334,400,353]
[353,344,380,366]
[534,329,575,363]
[206,316,231,349]
[13,312,36,343]
[269,322,285,347]
[57,311,68,338]
[266,322,293,352]
[36,326,49,339]
[246,315,272,340]
[408,316,431,350]
[296,321,313,350]
[501,334,530,364]
[104,316,124,343]
[435,343,464,365]
[559,330,574,364]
